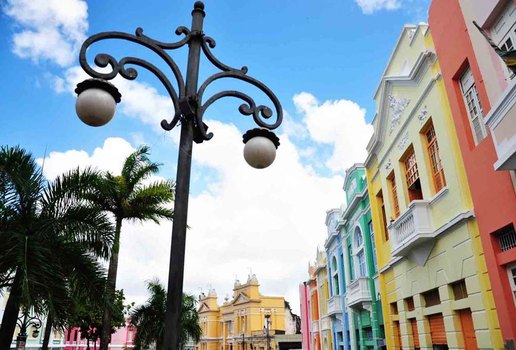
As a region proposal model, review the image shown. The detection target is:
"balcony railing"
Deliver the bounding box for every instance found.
[311,320,319,333]
[346,277,371,308]
[327,296,342,316]
[320,317,331,331]
[498,225,516,252]
[389,200,433,258]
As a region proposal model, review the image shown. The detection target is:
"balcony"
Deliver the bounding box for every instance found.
[388,200,435,264]
[311,320,319,333]
[485,79,516,171]
[320,316,331,331]
[346,277,371,308]
[327,296,342,316]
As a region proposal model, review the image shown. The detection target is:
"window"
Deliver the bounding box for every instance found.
[405,296,415,311]
[410,318,420,349]
[377,190,389,240]
[354,227,367,277]
[496,224,516,252]
[507,263,516,305]
[451,280,468,300]
[332,257,340,295]
[423,288,441,307]
[403,147,423,201]
[423,122,446,192]
[460,68,487,144]
[369,221,378,273]
[390,302,399,315]
[387,172,400,219]
[490,0,516,78]
[347,241,355,281]
[357,251,366,277]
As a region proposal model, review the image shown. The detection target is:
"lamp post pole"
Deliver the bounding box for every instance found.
[74,2,283,350]
[162,4,203,350]
[242,332,245,350]
[264,315,271,350]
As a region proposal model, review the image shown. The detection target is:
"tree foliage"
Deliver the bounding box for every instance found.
[82,145,175,350]
[69,288,130,350]
[130,279,201,350]
[0,145,114,349]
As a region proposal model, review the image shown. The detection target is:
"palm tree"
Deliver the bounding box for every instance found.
[84,145,175,350]
[0,145,114,349]
[130,279,202,350]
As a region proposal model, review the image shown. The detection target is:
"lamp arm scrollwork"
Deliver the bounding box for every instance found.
[78,28,188,130]
[78,23,282,141]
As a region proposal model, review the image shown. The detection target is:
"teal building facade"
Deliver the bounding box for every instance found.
[340,164,384,349]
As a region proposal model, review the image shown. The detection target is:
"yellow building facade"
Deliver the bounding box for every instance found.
[197,275,287,350]
[313,249,332,350]
[365,24,502,349]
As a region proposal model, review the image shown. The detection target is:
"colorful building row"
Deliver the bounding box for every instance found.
[300,165,384,350]
[300,1,516,349]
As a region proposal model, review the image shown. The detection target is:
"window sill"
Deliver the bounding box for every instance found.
[429,186,449,206]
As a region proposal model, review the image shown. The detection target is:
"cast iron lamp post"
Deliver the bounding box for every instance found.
[15,309,42,350]
[263,315,271,350]
[74,2,282,350]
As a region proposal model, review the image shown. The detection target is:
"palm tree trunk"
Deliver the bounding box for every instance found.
[99,217,122,350]
[41,313,53,350]
[0,270,22,349]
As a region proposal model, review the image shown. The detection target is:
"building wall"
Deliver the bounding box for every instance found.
[429,0,516,346]
[315,251,333,350]
[366,23,502,349]
[325,208,349,350]
[63,320,135,349]
[197,275,289,350]
[300,282,311,350]
[341,165,384,349]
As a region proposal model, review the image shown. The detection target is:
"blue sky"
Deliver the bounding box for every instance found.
[1,0,430,312]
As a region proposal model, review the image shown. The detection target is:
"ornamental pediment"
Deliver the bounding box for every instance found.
[232,293,249,305]
[198,302,211,313]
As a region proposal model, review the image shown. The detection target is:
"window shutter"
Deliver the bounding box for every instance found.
[428,314,447,345]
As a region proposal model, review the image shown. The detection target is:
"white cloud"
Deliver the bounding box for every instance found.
[37,129,344,313]
[4,0,88,66]
[293,92,373,173]
[355,0,401,14]
[38,137,135,180]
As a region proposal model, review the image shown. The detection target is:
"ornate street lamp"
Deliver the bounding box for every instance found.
[74,2,282,350]
[263,315,271,350]
[15,310,42,350]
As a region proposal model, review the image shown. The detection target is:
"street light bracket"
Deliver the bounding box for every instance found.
[78,5,282,143]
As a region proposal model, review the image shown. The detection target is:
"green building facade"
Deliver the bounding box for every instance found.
[340,164,384,349]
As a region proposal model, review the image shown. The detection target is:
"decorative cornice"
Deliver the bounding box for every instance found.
[341,187,368,222]
[366,51,436,166]
[373,72,441,171]
[343,163,366,191]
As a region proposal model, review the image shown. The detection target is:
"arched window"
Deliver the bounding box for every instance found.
[354,226,367,277]
[332,256,340,295]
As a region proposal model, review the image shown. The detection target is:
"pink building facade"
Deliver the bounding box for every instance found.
[63,319,136,349]
[299,282,311,350]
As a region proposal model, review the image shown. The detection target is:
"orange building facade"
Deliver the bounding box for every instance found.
[429,1,516,348]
